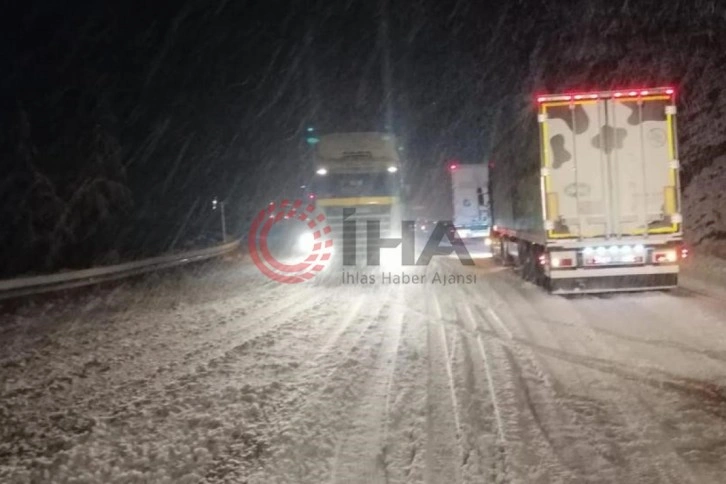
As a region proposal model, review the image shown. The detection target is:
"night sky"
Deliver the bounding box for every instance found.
[1,0,724,276]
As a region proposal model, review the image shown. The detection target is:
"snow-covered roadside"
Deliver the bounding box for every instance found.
[680,251,726,299]
[682,156,726,257]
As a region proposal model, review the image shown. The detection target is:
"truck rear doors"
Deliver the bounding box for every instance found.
[537,88,680,240]
[451,164,489,230]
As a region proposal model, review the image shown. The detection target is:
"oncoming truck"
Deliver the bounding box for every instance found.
[490,87,685,294]
[307,132,404,263]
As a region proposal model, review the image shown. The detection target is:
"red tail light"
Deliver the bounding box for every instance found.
[538,254,547,266]
[680,247,689,259]
[308,193,316,200]
[653,250,677,264]
[556,258,573,267]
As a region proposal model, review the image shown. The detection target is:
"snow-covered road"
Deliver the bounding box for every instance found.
[2,256,726,483]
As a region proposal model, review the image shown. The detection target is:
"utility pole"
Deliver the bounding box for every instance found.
[213,197,227,242]
[220,201,227,242]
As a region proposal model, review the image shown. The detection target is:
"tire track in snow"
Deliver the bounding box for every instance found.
[461,274,627,482]
[45,293,343,483]
[567,296,714,484]
[0,275,344,482]
[466,306,508,460]
[238,299,387,479]
[199,295,377,483]
[423,289,464,484]
[73,285,333,421]
[242,287,404,483]
[328,285,406,483]
[382,303,429,484]
[484,271,700,484]
[180,284,327,365]
[438,300,508,484]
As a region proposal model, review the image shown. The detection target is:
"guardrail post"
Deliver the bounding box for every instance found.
[220,201,227,242]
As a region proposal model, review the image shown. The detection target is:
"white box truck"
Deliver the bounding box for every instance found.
[490,87,685,294]
[449,162,491,241]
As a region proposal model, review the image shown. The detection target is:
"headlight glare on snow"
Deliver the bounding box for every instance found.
[297,232,315,251]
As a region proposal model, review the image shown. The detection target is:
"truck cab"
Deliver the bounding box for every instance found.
[306,132,404,265]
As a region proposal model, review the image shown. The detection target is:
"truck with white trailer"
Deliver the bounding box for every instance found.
[449,162,491,242]
[489,87,685,294]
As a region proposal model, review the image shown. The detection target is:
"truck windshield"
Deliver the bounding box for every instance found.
[311,172,399,198]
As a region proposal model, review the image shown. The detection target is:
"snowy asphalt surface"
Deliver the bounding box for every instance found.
[2,254,726,483]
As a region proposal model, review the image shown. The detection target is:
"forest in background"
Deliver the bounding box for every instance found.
[1,0,725,277]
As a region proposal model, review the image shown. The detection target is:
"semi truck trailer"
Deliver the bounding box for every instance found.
[490,87,685,294]
[449,162,491,241]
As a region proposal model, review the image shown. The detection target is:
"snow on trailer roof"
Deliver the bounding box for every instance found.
[536,87,675,103]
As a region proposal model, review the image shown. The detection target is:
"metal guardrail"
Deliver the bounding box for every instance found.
[0,240,240,300]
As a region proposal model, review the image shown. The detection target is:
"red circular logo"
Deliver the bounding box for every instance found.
[247,199,333,283]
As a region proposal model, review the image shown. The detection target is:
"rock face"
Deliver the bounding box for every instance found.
[683,156,726,256]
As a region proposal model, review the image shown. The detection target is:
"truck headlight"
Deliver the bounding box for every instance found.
[379,248,401,268]
[297,232,314,251]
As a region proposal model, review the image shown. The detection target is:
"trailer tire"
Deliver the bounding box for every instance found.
[496,237,505,264]
[522,243,548,288]
[532,246,548,287]
[519,241,536,282]
[498,237,513,266]
[544,277,554,293]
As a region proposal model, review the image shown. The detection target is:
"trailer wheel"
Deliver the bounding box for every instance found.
[496,237,505,264]
[519,241,537,282]
[532,246,548,287]
[522,243,548,289]
[498,237,513,266]
[543,277,554,293]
